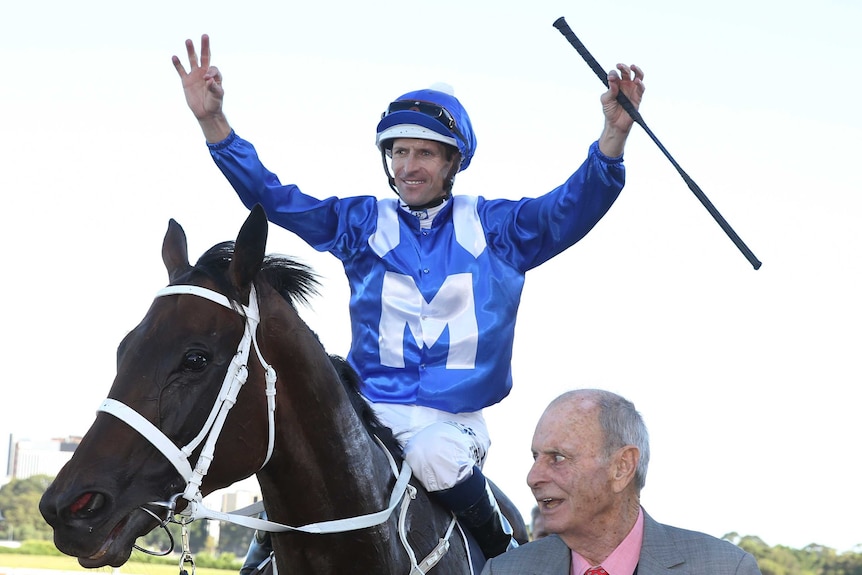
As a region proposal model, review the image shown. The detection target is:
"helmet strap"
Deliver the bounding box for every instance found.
[404,193,449,211]
[443,153,462,193]
[382,149,399,195]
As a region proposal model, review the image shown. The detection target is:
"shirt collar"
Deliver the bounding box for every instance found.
[400,198,449,229]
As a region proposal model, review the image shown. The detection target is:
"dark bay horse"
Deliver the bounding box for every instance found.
[39,205,526,574]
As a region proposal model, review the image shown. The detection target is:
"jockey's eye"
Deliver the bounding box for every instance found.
[181,350,209,371]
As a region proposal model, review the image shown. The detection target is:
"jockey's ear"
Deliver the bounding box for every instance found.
[230,204,268,304]
[162,218,192,284]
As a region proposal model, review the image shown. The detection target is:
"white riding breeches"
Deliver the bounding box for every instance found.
[367,401,491,493]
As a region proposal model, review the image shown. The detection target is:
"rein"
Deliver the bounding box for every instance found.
[96,283,453,573]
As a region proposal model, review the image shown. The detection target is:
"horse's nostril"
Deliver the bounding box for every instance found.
[69,493,93,514]
[86,493,106,513]
[69,492,105,516]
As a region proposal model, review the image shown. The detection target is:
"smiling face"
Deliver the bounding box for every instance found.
[527,393,639,552]
[390,138,456,207]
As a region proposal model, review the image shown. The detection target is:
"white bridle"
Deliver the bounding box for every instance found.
[98,284,277,507]
[95,283,456,573]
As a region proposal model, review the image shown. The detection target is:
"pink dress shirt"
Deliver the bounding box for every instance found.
[570,507,645,575]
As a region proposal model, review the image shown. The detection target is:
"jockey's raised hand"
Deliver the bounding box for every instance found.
[598,63,645,158]
[172,34,232,143]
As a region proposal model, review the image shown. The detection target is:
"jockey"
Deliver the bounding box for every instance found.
[173,34,645,559]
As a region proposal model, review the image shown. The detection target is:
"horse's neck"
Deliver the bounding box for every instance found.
[253,296,465,573]
[258,300,396,519]
[255,351,404,571]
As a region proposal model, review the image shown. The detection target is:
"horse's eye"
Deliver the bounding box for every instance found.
[182,350,209,371]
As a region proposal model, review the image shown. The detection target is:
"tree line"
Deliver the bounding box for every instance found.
[3,475,861,575]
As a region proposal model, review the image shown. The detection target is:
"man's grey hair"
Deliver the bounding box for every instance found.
[555,389,651,490]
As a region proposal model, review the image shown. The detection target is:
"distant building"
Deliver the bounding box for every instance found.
[4,435,12,478]
[221,489,262,513]
[202,487,262,547]
[6,434,82,480]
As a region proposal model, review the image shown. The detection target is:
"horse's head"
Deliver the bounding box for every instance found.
[39,205,316,567]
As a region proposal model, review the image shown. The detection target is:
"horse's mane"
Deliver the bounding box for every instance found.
[328,355,401,457]
[193,241,401,457]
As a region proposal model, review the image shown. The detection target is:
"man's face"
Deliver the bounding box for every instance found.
[390,138,454,206]
[527,397,617,545]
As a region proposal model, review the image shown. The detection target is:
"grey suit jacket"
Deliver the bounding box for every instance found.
[481,510,762,575]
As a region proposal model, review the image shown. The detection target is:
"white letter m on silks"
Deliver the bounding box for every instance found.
[379,272,478,369]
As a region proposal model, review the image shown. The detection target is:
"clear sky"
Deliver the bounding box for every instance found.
[2,0,860,554]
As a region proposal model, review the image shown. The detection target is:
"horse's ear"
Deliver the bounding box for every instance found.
[162,219,192,283]
[230,205,268,297]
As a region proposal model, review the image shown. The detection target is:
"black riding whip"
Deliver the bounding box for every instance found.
[553,16,762,270]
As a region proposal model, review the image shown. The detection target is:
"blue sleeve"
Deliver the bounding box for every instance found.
[480,140,625,272]
[208,131,376,259]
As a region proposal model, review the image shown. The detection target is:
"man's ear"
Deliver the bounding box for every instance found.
[611,446,639,493]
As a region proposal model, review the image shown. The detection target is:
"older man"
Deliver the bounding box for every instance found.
[482,389,762,574]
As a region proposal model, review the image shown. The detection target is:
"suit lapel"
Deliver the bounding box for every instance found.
[523,535,571,574]
[637,512,686,575]
[540,535,572,574]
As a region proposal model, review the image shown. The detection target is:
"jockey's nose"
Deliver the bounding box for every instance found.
[399,150,418,174]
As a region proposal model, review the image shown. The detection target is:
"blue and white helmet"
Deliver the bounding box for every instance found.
[376,83,477,172]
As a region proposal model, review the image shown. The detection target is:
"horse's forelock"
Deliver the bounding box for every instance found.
[191,241,320,307]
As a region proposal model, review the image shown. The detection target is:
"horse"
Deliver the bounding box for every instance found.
[39,205,528,574]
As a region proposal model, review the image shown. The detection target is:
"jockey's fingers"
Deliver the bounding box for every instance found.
[171,55,188,78]
[185,38,199,68]
[200,34,211,68]
[204,66,222,85]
